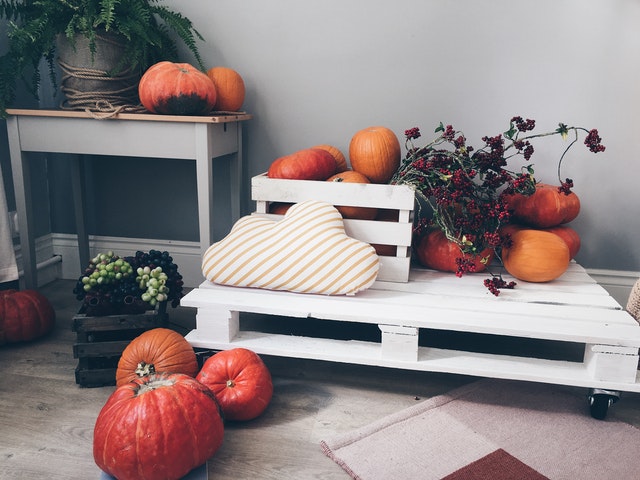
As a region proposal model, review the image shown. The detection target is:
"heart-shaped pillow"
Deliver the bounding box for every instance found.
[202,200,379,295]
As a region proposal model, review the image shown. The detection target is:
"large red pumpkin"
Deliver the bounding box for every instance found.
[196,348,273,421]
[349,126,401,184]
[415,229,493,273]
[115,328,199,386]
[93,373,224,480]
[267,148,336,180]
[206,66,246,112]
[139,61,217,115]
[0,289,55,344]
[505,183,580,228]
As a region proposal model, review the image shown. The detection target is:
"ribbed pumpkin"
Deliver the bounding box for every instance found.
[206,66,246,111]
[506,183,581,228]
[349,126,401,183]
[196,348,273,421]
[311,144,348,173]
[115,328,199,386]
[326,170,378,220]
[415,229,493,273]
[267,148,336,180]
[93,373,224,480]
[139,61,217,115]
[502,229,570,282]
[0,289,55,344]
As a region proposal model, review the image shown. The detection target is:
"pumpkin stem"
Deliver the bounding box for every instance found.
[226,379,235,388]
[135,361,156,377]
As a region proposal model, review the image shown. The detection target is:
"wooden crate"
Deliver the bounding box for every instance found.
[72,304,168,387]
[251,173,416,282]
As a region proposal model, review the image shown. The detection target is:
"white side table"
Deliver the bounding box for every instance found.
[6,108,252,289]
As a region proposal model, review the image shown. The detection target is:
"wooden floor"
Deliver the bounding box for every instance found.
[1,280,639,480]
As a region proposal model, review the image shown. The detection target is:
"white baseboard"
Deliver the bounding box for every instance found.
[49,233,204,288]
[16,234,640,307]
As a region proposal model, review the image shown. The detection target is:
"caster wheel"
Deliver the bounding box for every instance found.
[588,389,620,420]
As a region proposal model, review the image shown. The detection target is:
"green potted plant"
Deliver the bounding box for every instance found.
[0,0,206,116]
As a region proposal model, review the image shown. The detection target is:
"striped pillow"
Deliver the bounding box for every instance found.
[202,200,379,295]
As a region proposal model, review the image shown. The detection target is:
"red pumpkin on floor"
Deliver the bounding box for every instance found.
[196,348,273,421]
[0,289,55,344]
[93,373,224,480]
[139,61,217,115]
[115,328,199,386]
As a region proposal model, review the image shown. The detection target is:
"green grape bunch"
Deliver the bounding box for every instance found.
[79,252,134,292]
[136,266,170,307]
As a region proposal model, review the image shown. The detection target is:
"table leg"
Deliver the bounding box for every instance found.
[6,116,37,289]
[70,155,90,270]
[195,123,214,257]
[229,123,243,221]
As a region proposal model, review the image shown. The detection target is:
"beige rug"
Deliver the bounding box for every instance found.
[321,379,640,479]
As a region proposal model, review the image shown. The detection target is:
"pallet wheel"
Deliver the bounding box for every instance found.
[588,388,620,420]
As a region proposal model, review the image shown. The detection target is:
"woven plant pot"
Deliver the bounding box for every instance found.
[56,32,142,111]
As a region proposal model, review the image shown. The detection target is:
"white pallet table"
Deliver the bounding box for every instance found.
[182,262,640,393]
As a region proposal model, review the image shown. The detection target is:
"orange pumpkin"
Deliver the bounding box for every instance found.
[501,223,580,260]
[502,229,570,282]
[139,61,217,115]
[415,229,493,273]
[505,183,580,228]
[326,170,378,220]
[269,202,293,215]
[349,126,401,183]
[311,144,348,172]
[372,209,401,256]
[267,148,336,180]
[206,66,246,111]
[115,328,199,386]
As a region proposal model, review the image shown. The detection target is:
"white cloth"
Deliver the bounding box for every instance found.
[0,163,19,283]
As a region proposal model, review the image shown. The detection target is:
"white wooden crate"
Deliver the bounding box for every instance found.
[251,173,416,282]
[183,262,640,393]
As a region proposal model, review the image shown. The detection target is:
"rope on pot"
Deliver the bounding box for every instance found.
[58,59,147,119]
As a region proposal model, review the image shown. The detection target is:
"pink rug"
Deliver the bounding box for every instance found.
[321,379,640,479]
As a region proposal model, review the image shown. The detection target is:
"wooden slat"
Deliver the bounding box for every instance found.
[6,108,252,124]
[185,329,640,393]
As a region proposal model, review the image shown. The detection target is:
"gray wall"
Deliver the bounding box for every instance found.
[2,0,639,272]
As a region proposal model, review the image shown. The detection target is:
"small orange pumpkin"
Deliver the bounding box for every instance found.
[326,170,378,220]
[115,328,199,386]
[349,126,401,184]
[312,144,348,173]
[206,66,246,111]
[139,61,217,115]
[502,229,570,282]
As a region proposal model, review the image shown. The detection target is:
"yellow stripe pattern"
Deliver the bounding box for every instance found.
[202,201,379,295]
